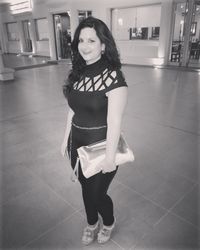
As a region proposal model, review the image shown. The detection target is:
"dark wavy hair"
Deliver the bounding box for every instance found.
[63,16,121,96]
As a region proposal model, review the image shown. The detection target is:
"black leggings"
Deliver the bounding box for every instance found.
[79,166,117,226]
[68,125,117,226]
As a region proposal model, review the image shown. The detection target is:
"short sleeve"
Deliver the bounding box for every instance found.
[104,69,127,93]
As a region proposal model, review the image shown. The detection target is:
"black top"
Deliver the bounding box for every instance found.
[67,57,127,127]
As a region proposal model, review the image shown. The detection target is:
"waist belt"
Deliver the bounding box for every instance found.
[72,122,107,130]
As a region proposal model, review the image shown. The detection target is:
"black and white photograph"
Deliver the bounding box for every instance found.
[0,0,199,249]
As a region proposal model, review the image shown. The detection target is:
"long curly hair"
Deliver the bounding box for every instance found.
[63,16,121,96]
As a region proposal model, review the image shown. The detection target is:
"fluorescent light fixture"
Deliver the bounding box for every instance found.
[9,0,32,15]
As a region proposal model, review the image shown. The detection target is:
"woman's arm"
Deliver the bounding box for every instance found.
[61,107,74,157]
[101,86,128,173]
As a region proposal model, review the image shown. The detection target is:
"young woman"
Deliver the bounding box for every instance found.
[61,16,127,245]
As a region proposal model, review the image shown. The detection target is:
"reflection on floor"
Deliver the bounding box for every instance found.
[2,53,58,70]
[189,58,200,69]
[169,58,200,70]
[0,60,199,249]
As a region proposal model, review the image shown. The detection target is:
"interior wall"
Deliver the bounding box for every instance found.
[0,0,174,66]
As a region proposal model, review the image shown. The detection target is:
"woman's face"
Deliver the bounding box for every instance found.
[78,27,105,65]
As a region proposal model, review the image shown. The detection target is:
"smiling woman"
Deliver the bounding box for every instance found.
[61,16,128,246]
[78,27,105,65]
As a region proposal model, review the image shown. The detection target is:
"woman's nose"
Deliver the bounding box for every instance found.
[80,42,89,49]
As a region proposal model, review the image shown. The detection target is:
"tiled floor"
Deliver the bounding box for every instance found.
[0,56,199,249]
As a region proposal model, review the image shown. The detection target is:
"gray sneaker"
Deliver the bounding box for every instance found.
[82,222,99,245]
[97,219,115,244]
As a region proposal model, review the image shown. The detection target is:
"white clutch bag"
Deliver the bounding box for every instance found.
[71,134,134,181]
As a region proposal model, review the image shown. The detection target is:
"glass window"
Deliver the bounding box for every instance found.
[78,10,92,23]
[112,4,161,41]
[6,22,19,41]
[35,18,49,41]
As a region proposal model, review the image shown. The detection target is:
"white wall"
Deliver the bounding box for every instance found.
[111,4,162,65]
[158,0,173,64]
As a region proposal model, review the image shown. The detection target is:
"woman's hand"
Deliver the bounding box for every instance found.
[98,158,117,173]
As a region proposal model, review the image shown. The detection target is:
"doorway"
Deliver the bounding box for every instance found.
[22,20,32,52]
[53,12,71,60]
[169,0,200,68]
[188,0,200,67]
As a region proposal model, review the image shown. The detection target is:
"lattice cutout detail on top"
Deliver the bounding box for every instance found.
[73,68,118,92]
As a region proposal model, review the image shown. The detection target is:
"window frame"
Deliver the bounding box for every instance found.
[35,17,49,41]
[5,22,20,41]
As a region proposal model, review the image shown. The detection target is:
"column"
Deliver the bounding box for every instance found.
[17,20,26,53]
[47,13,57,60]
[181,0,195,66]
[0,50,15,81]
[29,19,37,54]
[158,0,174,65]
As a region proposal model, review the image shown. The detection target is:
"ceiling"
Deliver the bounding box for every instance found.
[0,0,46,6]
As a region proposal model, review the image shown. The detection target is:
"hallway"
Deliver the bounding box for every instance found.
[0,62,199,249]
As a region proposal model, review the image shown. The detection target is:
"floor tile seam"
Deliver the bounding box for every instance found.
[121,178,197,228]
[76,209,85,219]
[0,126,64,144]
[0,185,39,207]
[23,210,81,249]
[0,136,48,153]
[0,114,65,132]
[130,113,200,136]
[130,156,197,186]
[23,164,80,212]
[164,170,199,186]
[0,111,42,123]
[131,110,198,130]
[153,184,199,229]
[0,135,59,155]
[0,124,64,149]
[170,210,199,230]
[110,238,126,250]
[1,161,72,207]
[1,148,59,172]
[0,103,67,123]
[118,181,169,212]
[147,166,198,190]
[153,209,170,227]
[128,233,147,250]
[167,183,198,213]
[120,179,195,217]
[167,183,199,229]
[125,182,199,229]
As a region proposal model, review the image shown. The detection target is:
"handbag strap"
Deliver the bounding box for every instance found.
[70,157,80,182]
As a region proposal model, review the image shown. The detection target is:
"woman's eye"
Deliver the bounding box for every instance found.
[78,39,95,43]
